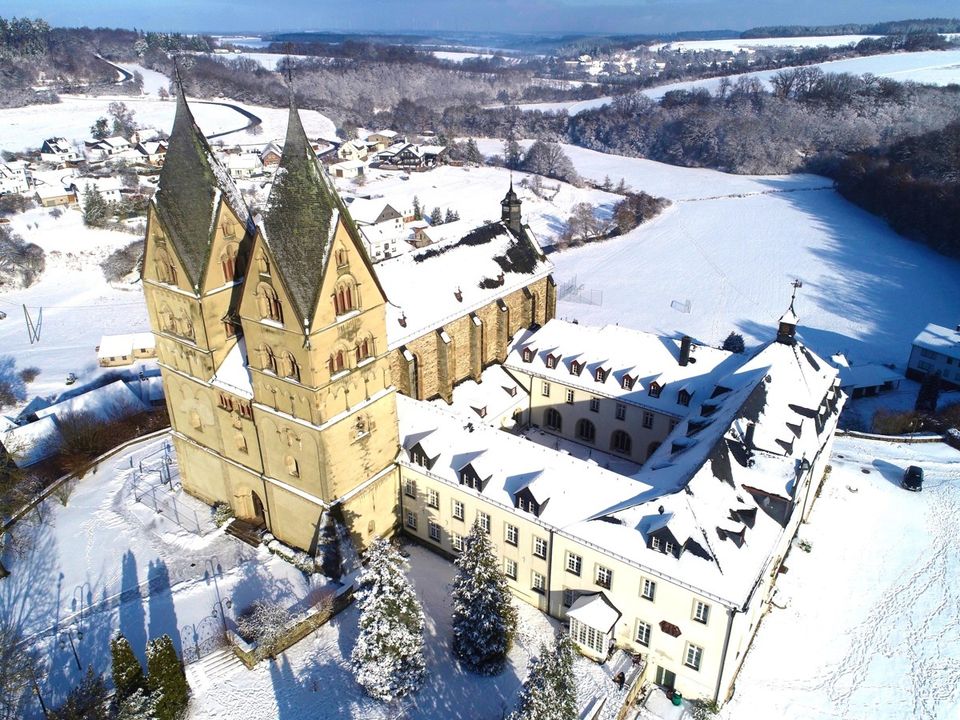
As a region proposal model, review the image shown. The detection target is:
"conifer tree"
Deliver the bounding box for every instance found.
[49,667,109,720]
[82,184,109,227]
[429,207,443,225]
[465,138,483,165]
[412,195,422,220]
[451,521,517,675]
[351,538,426,702]
[110,633,146,704]
[722,331,746,354]
[146,635,189,720]
[444,208,457,223]
[504,138,522,170]
[116,688,159,720]
[509,633,576,720]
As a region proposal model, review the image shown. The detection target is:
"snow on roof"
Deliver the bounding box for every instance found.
[378,221,551,349]
[212,338,254,399]
[0,415,62,467]
[332,160,365,170]
[35,186,73,200]
[505,319,738,416]
[837,363,903,390]
[370,129,398,138]
[347,198,397,225]
[35,379,147,423]
[913,323,960,361]
[224,153,262,171]
[432,364,527,425]
[97,333,155,361]
[397,395,648,528]
[567,592,621,633]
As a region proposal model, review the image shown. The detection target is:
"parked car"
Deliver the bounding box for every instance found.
[65,372,77,385]
[901,465,924,492]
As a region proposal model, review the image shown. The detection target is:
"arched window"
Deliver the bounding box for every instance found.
[177,314,195,340]
[333,281,356,316]
[235,431,248,453]
[576,419,596,444]
[158,305,174,333]
[544,407,562,431]
[285,352,300,381]
[329,350,346,376]
[257,252,270,274]
[221,243,239,282]
[260,344,278,374]
[611,430,632,455]
[284,454,299,477]
[355,337,372,363]
[155,249,177,285]
[336,248,349,267]
[258,283,283,323]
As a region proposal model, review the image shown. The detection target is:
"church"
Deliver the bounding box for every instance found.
[142,84,844,705]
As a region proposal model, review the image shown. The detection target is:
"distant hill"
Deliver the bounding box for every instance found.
[742,18,960,38]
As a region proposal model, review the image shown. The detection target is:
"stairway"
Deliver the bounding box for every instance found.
[185,647,245,691]
[223,517,264,547]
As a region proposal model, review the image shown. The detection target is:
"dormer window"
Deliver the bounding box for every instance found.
[651,536,661,551]
[459,463,489,492]
[678,389,691,406]
[622,375,635,390]
[570,360,583,376]
[649,382,662,398]
[546,353,560,369]
[595,368,607,383]
[522,346,536,363]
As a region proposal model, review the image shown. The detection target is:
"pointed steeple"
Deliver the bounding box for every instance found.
[153,75,244,288]
[260,101,347,325]
[776,281,802,346]
[501,178,522,235]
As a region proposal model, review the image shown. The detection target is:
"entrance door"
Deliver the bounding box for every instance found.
[251,491,265,527]
[655,666,676,690]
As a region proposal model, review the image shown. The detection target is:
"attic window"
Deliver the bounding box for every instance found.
[622,376,635,391]
[678,390,691,407]
[522,347,535,363]
[570,361,583,376]
[649,382,662,398]
[595,368,607,383]
[546,354,559,369]
[409,445,429,467]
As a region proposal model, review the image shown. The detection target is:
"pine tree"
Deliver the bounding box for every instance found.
[504,138,522,170]
[412,195,422,220]
[49,667,109,720]
[451,521,517,675]
[615,177,628,194]
[444,208,457,223]
[429,207,443,225]
[110,633,146,704]
[82,185,109,227]
[465,138,483,165]
[90,117,109,140]
[351,538,426,702]
[146,635,189,720]
[722,331,746,354]
[116,688,159,720]
[509,634,576,720]
[601,174,612,190]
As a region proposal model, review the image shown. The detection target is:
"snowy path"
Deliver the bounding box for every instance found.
[720,437,960,720]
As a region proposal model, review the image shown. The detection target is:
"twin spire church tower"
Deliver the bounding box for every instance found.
[141,86,554,551]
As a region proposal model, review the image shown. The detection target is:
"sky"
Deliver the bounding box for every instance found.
[3,0,959,35]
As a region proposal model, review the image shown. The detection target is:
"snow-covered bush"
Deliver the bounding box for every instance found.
[211,501,234,528]
[265,537,317,574]
[451,522,518,675]
[351,538,426,701]
[236,601,293,661]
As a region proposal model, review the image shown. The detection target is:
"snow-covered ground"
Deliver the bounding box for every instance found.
[187,542,624,720]
[0,434,321,716]
[113,62,172,97]
[0,95,335,152]
[518,49,960,114]
[433,51,494,62]
[649,35,882,53]
[473,139,960,368]
[215,52,316,70]
[719,435,960,720]
[0,206,150,402]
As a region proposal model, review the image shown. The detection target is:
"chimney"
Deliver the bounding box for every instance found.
[679,336,692,366]
[744,422,756,449]
[658,505,665,515]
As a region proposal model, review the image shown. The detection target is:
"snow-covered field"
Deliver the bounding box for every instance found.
[0,434,320,716]
[518,49,960,113]
[113,62,172,97]
[216,52,316,70]
[0,95,335,152]
[432,51,494,62]
[649,35,882,53]
[472,139,960,368]
[0,207,150,401]
[720,435,960,720]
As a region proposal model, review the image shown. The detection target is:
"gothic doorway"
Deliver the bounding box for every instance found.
[251,491,266,527]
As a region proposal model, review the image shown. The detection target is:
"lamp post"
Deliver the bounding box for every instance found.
[59,628,83,671]
[30,668,49,720]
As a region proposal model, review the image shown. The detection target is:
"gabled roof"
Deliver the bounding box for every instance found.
[153,81,247,289]
[259,103,348,324]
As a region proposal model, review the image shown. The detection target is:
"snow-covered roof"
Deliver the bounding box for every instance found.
[0,415,62,467]
[97,332,155,361]
[378,221,552,348]
[913,323,960,361]
[397,395,648,528]
[223,153,262,171]
[35,186,74,200]
[347,198,398,225]
[212,338,254,399]
[567,592,621,633]
[505,319,738,417]
[432,364,527,425]
[332,160,365,170]
[35,380,147,423]
[837,363,903,390]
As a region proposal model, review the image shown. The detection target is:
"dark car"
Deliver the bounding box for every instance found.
[902,465,923,492]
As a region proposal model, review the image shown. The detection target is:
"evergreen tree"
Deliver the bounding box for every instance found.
[601,175,612,190]
[916,372,942,414]
[90,117,109,140]
[49,667,109,720]
[509,634,576,720]
[82,184,109,227]
[146,635,189,720]
[116,688,159,720]
[722,331,746,354]
[412,195,422,220]
[615,177,628,194]
[351,538,426,702]
[429,207,443,225]
[465,138,483,165]
[110,633,146,704]
[451,522,517,675]
[444,208,457,223]
[504,138,522,170]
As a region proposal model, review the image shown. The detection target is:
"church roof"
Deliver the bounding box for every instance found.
[259,103,376,325]
[153,81,247,289]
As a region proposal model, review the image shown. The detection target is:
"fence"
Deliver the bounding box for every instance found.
[557,274,604,306]
[131,442,211,536]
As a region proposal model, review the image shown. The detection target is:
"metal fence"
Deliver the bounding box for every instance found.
[557,274,604,306]
[131,442,211,536]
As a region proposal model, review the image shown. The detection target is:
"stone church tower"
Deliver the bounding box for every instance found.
[142,88,399,552]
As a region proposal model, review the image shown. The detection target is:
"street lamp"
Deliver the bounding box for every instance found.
[59,628,83,671]
[30,668,49,720]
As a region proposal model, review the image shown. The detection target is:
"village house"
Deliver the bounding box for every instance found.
[222,152,264,179]
[336,138,369,162]
[85,135,137,162]
[260,141,283,167]
[330,159,365,179]
[39,137,83,166]
[377,142,447,169]
[907,322,960,390]
[72,177,123,207]
[0,161,30,195]
[97,332,158,367]
[34,184,76,207]
[366,129,400,151]
[136,140,168,166]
